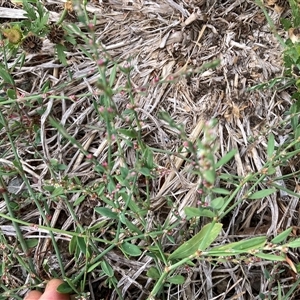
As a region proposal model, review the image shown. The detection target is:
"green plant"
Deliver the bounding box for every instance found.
[1,0,300,299]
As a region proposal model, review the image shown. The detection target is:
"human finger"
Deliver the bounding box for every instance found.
[39,279,70,300]
[25,290,43,300]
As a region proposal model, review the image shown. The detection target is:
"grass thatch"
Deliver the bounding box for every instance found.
[1,0,300,299]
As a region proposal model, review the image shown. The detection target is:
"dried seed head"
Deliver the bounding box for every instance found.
[2,27,22,44]
[47,24,64,44]
[21,34,43,53]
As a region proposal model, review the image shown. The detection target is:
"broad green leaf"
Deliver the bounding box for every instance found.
[56,282,73,294]
[198,223,223,252]
[167,275,185,284]
[271,228,293,244]
[95,207,118,219]
[120,242,142,257]
[146,267,160,279]
[248,189,276,199]
[184,207,216,219]
[254,252,286,261]
[232,236,266,251]
[168,223,222,261]
[287,238,300,248]
[211,197,224,210]
[211,188,230,195]
[267,133,275,158]
[215,149,237,168]
[101,260,114,277]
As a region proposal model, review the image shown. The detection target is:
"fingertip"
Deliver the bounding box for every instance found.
[40,279,70,300]
[24,290,43,300]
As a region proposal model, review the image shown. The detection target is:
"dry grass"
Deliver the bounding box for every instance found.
[1,0,300,299]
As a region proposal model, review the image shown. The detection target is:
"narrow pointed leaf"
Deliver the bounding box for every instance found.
[287,238,300,248]
[254,252,285,261]
[248,189,276,199]
[215,149,237,168]
[271,228,292,244]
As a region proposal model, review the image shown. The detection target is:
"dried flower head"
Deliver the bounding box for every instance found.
[21,34,43,53]
[47,24,64,44]
[1,27,22,44]
[65,0,73,12]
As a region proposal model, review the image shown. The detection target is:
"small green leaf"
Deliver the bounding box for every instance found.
[215,149,237,168]
[146,267,160,279]
[140,167,151,176]
[167,275,185,284]
[95,207,118,219]
[77,236,86,254]
[267,133,275,158]
[271,228,293,244]
[87,260,102,272]
[118,128,137,138]
[7,89,16,99]
[287,238,300,248]
[169,223,222,261]
[101,260,114,277]
[43,185,55,192]
[0,68,14,85]
[74,195,87,206]
[123,217,143,235]
[184,207,216,218]
[56,44,67,66]
[120,242,142,257]
[56,282,73,294]
[203,169,215,184]
[143,147,154,169]
[254,253,285,261]
[23,0,37,20]
[211,197,224,210]
[267,166,276,175]
[109,64,117,87]
[69,236,77,254]
[52,186,64,197]
[248,189,276,199]
[25,239,38,248]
